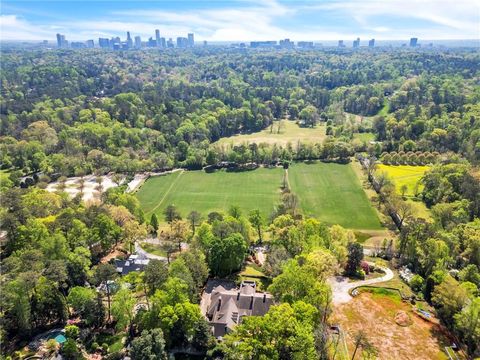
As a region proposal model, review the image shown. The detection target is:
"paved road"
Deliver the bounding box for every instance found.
[134,242,167,261]
[328,267,394,305]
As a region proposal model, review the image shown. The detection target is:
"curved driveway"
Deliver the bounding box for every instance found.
[329,267,394,305]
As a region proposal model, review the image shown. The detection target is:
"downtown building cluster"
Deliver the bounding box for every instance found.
[248,37,420,49]
[56,31,421,50]
[56,30,195,49]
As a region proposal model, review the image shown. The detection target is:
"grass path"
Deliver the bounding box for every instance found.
[146,170,184,215]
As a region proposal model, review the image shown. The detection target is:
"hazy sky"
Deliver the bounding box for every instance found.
[1,0,479,42]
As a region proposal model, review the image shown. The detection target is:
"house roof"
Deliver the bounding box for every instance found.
[206,281,274,337]
[115,253,150,275]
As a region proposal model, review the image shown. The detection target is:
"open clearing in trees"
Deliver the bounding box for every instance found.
[136,162,382,229]
[215,120,326,146]
[331,291,452,360]
[376,164,431,197]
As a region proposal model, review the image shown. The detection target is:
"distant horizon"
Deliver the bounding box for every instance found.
[2,38,479,43]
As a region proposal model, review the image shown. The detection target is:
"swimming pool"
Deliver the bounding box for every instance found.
[54,334,67,343]
[47,331,67,344]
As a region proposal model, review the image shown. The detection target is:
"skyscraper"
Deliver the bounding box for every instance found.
[155,29,161,47]
[126,32,133,49]
[368,38,375,47]
[177,37,188,48]
[86,39,94,48]
[135,36,142,49]
[409,37,418,47]
[56,33,66,48]
[338,40,345,48]
[147,37,156,47]
[187,33,194,47]
[99,38,110,48]
[353,37,360,48]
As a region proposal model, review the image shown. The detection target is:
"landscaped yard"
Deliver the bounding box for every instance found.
[215,120,326,146]
[331,291,451,360]
[137,162,382,229]
[239,265,270,291]
[139,242,167,257]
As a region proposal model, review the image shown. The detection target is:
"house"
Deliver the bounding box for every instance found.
[206,280,274,337]
[115,253,150,275]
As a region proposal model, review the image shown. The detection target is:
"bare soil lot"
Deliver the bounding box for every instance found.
[331,292,451,360]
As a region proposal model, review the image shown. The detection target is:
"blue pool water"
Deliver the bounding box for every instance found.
[54,334,67,343]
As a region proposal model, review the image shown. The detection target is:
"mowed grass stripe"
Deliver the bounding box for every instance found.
[137,163,383,229]
[288,162,382,229]
[136,167,284,219]
[148,170,184,214]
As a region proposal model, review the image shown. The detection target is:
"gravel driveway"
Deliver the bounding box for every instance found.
[328,267,394,305]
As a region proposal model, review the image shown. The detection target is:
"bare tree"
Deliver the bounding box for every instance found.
[78,176,85,195]
[95,175,104,193]
[351,330,377,360]
[112,173,123,187]
[277,119,285,134]
[393,198,414,228]
[366,157,377,179]
[57,176,67,192]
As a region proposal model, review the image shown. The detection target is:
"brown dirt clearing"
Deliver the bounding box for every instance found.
[331,292,450,360]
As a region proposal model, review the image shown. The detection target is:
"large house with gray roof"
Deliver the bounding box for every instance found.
[206,280,274,337]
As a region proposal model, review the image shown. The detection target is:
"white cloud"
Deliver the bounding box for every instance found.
[0,15,59,40]
[306,0,480,38]
[0,0,478,41]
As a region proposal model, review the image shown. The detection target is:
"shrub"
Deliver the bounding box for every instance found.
[360,261,370,275]
[61,339,82,360]
[65,325,80,340]
[409,274,425,292]
[357,269,366,280]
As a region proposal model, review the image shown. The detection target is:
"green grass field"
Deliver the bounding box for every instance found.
[137,162,382,230]
[353,132,375,142]
[376,164,430,197]
[288,163,382,229]
[215,120,326,146]
[137,168,284,220]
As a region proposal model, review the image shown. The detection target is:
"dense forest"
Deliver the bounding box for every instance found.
[1,47,480,359]
[1,48,479,182]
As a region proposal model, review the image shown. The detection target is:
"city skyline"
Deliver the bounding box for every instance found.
[54,29,429,49]
[1,0,479,42]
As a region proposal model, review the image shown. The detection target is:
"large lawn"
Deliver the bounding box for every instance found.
[137,162,381,230]
[288,163,382,229]
[137,168,284,220]
[215,120,326,146]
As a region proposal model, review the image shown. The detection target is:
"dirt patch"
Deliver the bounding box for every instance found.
[100,247,126,263]
[395,310,413,327]
[331,293,449,360]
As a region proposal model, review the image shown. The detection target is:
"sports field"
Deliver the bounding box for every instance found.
[289,163,382,229]
[137,168,284,220]
[376,164,430,197]
[137,162,382,229]
[215,120,326,146]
